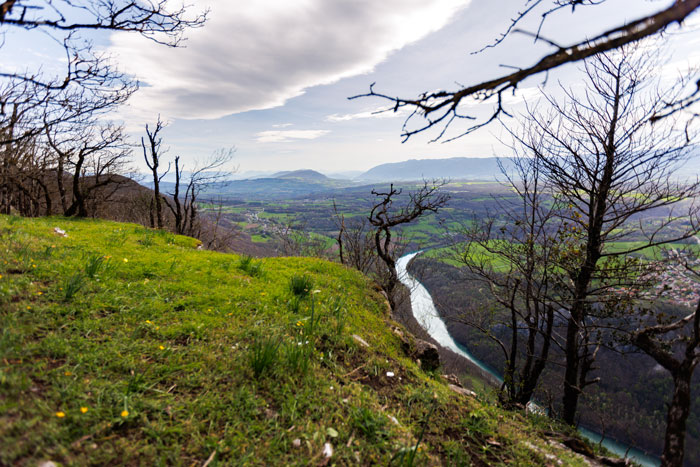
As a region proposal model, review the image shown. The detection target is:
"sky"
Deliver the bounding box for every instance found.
[2,1,700,176]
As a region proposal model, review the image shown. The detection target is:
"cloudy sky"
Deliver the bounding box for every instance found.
[4,1,700,176]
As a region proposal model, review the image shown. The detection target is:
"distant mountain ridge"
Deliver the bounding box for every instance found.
[358,157,506,181]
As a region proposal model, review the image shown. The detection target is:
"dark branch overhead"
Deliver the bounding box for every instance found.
[351,0,700,142]
[0,1,207,93]
[0,1,207,46]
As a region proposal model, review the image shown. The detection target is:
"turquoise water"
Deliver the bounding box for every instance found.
[396,252,660,467]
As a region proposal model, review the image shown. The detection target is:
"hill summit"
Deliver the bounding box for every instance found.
[272,169,330,182]
[0,215,618,465]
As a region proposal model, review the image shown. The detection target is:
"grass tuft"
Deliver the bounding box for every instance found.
[284,340,312,376]
[83,253,110,279]
[351,406,388,442]
[62,272,85,301]
[238,254,264,277]
[289,274,313,299]
[248,336,281,378]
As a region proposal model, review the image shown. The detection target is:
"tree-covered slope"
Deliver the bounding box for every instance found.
[0,215,605,465]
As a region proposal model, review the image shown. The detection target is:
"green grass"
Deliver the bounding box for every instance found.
[429,238,699,270]
[426,243,513,271]
[0,215,603,465]
[602,241,700,259]
[251,234,270,243]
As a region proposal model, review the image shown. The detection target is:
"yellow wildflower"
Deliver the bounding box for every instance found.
[296,321,304,327]
[64,371,71,376]
[37,291,42,295]
[26,306,31,310]
[123,258,128,263]
[55,411,65,418]
[80,407,88,414]
[159,345,165,350]
[121,410,129,417]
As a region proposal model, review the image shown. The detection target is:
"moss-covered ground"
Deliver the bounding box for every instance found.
[1,215,600,465]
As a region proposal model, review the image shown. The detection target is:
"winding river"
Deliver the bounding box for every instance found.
[396,252,660,467]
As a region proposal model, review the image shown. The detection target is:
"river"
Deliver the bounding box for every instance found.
[396,252,660,467]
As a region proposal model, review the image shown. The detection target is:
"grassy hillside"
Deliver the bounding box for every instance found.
[1,215,602,465]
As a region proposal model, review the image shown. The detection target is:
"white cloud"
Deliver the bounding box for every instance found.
[457,86,541,109]
[326,107,407,122]
[272,123,294,128]
[108,0,471,120]
[255,129,330,143]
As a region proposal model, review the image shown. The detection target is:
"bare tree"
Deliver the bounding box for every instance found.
[333,199,346,265]
[369,180,450,309]
[353,0,700,141]
[141,117,169,229]
[45,118,131,217]
[196,197,241,252]
[505,45,700,425]
[163,148,236,237]
[0,1,207,92]
[456,155,563,407]
[278,219,334,259]
[0,1,205,218]
[333,199,377,274]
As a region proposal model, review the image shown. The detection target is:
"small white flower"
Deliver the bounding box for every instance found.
[322,442,333,458]
[386,371,395,378]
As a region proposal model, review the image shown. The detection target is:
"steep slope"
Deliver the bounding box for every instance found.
[0,215,611,465]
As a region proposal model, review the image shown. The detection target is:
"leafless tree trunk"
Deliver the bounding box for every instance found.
[333,199,346,265]
[142,117,169,229]
[457,155,561,406]
[369,180,449,309]
[163,148,236,237]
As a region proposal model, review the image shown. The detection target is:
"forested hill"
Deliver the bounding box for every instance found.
[1,215,619,465]
[358,157,508,181]
[357,152,700,182]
